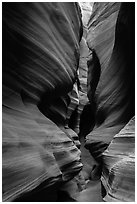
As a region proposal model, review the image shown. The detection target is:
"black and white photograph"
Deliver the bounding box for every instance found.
[2,1,135,202]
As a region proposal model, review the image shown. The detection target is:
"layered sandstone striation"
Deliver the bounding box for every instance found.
[2,2,83,201]
[102,117,135,202]
[84,2,135,202]
[2,2,135,202]
[85,2,135,161]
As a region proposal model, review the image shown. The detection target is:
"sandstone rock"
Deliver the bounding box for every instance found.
[2,2,83,201]
[67,37,89,135]
[66,81,80,134]
[79,2,93,27]
[3,2,135,202]
[79,2,93,38]
[102,117,135,202]
[76,180,103,202]
[3,2,83,104]
[85,2,135,161]
[2,88,83,201]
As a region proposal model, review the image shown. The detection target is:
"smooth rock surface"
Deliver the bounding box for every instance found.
[85,2,135,160]
[3,2,82,104]
[102,117,135,202]
[84,2,135,202]
[3,2,135,202]
[2,2,83,201]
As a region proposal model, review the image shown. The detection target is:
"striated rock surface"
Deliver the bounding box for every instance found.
[79,2,93,27]
[3,91,82,201]
[83,2,135,202]
[102,117,135,202]
[3,2,135,202]
[2,2,83,201]
[67,37,89,135]
[79,2,93,38]
[3,2,83,103]
[85,2,135,161]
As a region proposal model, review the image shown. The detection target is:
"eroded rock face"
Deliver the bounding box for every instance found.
[79,2,93,27]
[79,2,93,39]
[67,37,90,135]
[2,2,83,201]
[3,2,135,202]
[85,2,135,161]
[3,2,83,104]
[102,117,135,202]
[84,2,135,202]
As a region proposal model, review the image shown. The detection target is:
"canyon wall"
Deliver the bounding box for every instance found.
[2,3,83,201]
[85,2,135,202]
[2,2,135,202]
[86,2,135,162]
[102,116,135,202]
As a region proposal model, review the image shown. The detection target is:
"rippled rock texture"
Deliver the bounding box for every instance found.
[84,2,135,202]
[3,2,135,202]
[2,2,83,201]
[102,117,135,202]
[86,2,135,162]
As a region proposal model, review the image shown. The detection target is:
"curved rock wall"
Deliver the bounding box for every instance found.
[79,2,93,38]
[67,37,89,135]
[2,2,83,201]
[85,2,135,161]
[3,2,135,202]
[3,2,83,104]
[102,117,135,202]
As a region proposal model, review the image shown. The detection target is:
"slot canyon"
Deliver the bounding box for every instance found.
[2,2,135,202]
